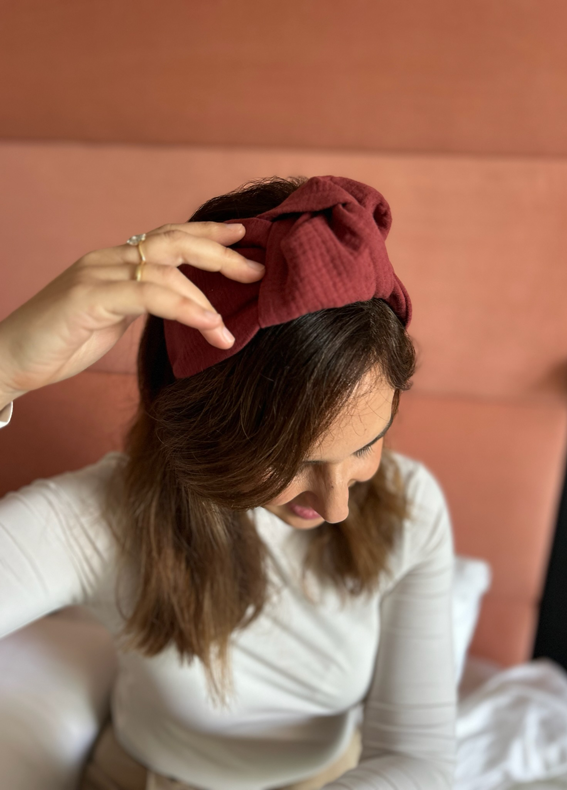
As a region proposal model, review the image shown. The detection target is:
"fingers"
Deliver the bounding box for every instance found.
[75,220,264,350]
[85,263,223,314]
[92,223,265,283]
[146,221,246,244]
[87,280,236,348]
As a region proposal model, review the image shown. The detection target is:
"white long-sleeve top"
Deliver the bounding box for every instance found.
[0,401,13,427]
[0,401,456,789]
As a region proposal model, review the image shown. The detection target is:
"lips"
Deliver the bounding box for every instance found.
[288,503,321,520]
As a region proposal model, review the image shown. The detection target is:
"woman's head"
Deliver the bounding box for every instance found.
[105,176,416,702]
[264,367,395,528]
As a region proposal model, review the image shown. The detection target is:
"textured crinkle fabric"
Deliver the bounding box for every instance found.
[164,174,412,379]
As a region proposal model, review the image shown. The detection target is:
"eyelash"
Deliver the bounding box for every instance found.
[354,444,374,459]
[298,441,376,473]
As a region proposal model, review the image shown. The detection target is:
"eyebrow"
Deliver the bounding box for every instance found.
[301,412,395,466]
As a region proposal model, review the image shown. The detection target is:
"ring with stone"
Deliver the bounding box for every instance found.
[126,233,147,282]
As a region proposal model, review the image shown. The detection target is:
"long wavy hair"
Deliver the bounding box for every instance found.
[103,175,417,703]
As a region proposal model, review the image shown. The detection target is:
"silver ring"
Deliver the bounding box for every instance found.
[126,233,147,246]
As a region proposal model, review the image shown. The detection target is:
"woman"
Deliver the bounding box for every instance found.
[0,175,456,790]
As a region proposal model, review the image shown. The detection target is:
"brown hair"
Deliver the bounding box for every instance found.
[103,176,416,703]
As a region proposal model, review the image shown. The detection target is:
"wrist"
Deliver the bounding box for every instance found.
[0,392,17,412]
[0,378,26,411]
[0,333,27,409]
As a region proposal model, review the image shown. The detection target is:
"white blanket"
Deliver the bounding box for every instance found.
[457,659,567,790]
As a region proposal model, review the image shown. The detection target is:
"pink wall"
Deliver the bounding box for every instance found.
[1,1,567,156]
[1,2,566,666]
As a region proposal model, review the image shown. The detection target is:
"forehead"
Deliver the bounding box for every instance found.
[311,374,395,455]
[332,377,393,430]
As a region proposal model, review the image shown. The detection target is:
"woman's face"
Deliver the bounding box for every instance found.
[263,374,395,529]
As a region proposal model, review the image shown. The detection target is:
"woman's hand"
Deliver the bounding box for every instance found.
[0,222,262,401]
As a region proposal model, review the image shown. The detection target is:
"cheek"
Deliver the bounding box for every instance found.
[268,476,306,506]
[357,442,384,480]
[373,442,384,467]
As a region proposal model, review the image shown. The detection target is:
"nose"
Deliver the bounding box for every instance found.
[309,467,351,524]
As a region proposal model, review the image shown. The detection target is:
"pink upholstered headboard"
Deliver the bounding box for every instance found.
[1,142,566,667]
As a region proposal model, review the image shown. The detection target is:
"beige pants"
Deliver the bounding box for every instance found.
[80,719,362,790]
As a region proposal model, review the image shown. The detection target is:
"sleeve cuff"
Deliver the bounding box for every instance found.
[0,400,14,428]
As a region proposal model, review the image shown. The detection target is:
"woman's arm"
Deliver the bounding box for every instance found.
[0,459,117,638]
[0,221,263,633]
[325,464,457,789]
[0,473,87,637]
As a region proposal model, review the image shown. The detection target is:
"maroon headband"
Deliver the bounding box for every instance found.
[164,175,412,379]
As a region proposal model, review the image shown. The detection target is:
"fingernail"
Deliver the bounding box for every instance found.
[246,260,265,272]
[222,327,235,344]
[231,223,245,232]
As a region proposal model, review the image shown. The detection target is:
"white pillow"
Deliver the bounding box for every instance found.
[0,608,117,790]
[452,555,492,685]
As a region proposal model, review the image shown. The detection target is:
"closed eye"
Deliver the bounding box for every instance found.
[353,443,374,459]
[300,413,394,467]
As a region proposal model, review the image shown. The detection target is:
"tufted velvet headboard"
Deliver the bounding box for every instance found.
[1,142,566,667]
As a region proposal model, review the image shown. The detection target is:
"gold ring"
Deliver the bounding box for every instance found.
[135,240,147,282]
[126,233,147,282]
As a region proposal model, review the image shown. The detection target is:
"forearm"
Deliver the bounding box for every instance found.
[333,464,457,789]
[323,752,454,790]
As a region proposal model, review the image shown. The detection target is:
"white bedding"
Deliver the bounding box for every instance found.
[457,658,567,790]
[1,605,567,790]
[506,783,567,790]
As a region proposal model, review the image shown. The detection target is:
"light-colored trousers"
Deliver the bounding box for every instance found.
[80,720,362,790]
